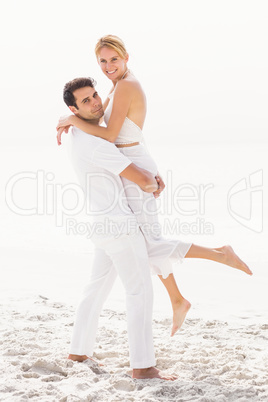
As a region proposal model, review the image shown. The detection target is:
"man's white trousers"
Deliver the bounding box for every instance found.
[69,230,156,369]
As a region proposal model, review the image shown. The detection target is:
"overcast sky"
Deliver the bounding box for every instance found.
[1,0,268,145]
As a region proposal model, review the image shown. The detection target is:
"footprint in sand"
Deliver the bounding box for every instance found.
[22,372,40,379]
[82,360,107,375]
[41,375,64,382]
[22,359,68,378]
[113,379,135,392]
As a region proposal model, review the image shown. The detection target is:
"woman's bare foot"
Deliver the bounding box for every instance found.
[68,354,103,366]
[171,298,191,337]
[132,367,177,380]
[218,245,253,275]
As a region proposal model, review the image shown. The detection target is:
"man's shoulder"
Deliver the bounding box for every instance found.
[71,127,104,148]
[72,126,94,139]
[72,127,109,145]
[71,127,117,161]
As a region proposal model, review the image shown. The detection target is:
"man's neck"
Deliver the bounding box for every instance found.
[83,118,100,125]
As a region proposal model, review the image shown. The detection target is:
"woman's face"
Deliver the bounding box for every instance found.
[97,47,128,81]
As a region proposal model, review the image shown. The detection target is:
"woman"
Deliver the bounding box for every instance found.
[57,35,252,336]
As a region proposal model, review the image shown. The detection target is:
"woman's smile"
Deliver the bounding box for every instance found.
[106,69,117,75]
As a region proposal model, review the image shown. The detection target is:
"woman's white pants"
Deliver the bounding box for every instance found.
[69,229,156,369]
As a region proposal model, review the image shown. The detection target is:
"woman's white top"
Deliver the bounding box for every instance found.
[104,91,144,145]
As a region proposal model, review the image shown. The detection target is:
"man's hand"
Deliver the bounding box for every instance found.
[153,174,165,198]
[120,164,158,193]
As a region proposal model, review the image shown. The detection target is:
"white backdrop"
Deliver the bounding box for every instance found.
[0,0,267,146]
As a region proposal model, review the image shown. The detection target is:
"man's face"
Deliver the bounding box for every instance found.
[70,86,104,122]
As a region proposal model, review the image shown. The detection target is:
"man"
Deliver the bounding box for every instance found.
[58,77,175,380]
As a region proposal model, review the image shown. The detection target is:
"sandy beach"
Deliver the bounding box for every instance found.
[1,289,268,401]
[0,242,267,401]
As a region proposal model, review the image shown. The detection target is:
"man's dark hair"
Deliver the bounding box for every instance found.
[63,77,97,109]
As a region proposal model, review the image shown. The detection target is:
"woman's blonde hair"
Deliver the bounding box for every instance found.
[95,35,128,59]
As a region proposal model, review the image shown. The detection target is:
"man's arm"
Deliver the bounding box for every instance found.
[89,140,158,193]
[120,163,158,193]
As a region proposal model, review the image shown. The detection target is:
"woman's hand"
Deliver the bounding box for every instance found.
[56,115,74,145]
[153,174,165,198]
[57,126,71,145]
[56,115,74,130]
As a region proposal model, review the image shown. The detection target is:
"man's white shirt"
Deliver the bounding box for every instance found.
[68,126,138,243]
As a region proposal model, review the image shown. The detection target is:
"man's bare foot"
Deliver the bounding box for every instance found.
[217,245,253,275]
[68,354,103,366]
[132,366,177,380]
[171,298,191,337]
[68,354,89,362]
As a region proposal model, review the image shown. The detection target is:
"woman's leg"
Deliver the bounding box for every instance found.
[185,244,252,275]
[158,244,252,336]
[158,274,191,336]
